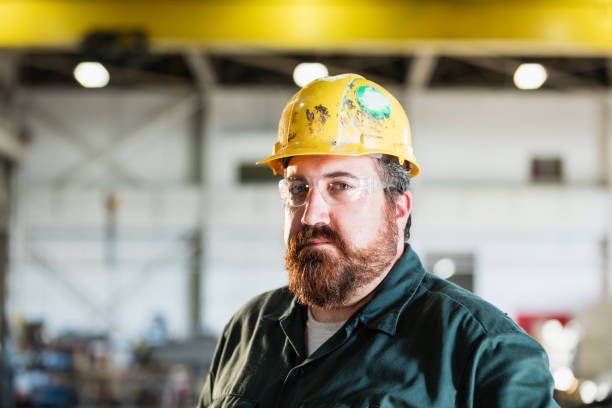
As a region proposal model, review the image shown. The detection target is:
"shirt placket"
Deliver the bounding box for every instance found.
[274,312,361,407]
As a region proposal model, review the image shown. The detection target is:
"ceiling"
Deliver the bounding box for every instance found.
[12,50,611,91]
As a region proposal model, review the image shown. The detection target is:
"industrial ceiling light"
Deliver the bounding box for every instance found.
[513,63,547,90]
[73,61,110,88]
[293,62,328,87]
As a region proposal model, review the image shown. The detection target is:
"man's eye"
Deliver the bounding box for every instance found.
[289,183,309,195]
[329,182,353,192]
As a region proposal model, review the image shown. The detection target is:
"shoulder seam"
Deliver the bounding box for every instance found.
[421,284,489,335]
[420,278,520,336]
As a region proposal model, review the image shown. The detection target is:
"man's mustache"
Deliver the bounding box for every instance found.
[291,225,346,253]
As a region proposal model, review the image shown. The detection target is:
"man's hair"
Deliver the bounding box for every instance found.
[375,155,412,242]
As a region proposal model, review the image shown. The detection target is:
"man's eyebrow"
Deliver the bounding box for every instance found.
[322,171,359,179]
[286,171,359,181]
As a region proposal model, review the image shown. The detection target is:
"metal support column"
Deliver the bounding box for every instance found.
[188,232,202,334]
[0,50,18,408]
[0,162,12,408]
[599,66,610,304]
[185,49,216,335]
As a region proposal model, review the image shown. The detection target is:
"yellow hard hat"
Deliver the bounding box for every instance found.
[257,73,420,177]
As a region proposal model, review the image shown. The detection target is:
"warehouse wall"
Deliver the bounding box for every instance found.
[202,89,292,333]
[10,89,201,340]
[410,92,601,185]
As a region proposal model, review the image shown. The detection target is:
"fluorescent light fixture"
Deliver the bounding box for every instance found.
[73,61,110,88]
[513,63,547,90]
[293,62,328,87]
[433,258,456,280]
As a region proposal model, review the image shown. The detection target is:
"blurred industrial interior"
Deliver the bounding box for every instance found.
[0,1,611,407]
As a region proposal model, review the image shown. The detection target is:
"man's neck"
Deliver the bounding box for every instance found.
[309,292,374,323]
[309,245,404,323]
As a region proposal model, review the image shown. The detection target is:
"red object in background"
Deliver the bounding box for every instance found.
[517,313,572,336]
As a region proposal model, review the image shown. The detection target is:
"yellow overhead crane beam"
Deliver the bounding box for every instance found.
[0,0,611,54]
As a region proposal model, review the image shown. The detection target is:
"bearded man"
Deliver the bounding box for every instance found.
[197,74,558,407]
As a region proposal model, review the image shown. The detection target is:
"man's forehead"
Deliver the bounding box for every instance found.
[285,155,378,177]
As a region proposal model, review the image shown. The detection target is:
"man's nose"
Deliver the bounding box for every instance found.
[300,187,331,226]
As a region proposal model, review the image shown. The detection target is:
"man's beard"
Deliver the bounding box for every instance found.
[285,206,398,309]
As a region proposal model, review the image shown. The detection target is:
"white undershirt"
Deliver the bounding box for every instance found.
[305,308,347,356]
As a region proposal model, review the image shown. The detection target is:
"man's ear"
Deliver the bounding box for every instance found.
[394,190,412,230]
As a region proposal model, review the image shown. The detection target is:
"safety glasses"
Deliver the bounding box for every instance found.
[279,175,395,207]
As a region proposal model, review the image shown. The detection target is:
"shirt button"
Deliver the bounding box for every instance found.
[296,368,304,376]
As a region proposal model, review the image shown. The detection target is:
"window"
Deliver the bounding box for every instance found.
[425,252,474,292]
[531,157,563,183]
[238,163,282,184]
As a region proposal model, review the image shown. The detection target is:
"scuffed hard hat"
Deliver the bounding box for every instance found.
[257,73,420,177]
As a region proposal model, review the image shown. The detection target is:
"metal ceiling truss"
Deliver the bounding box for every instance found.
[462,56,605,89]
[184,50,216,91]
[0,52,19,90]
[9,48,611,90]
[225,54,394,85]
[19,51,193,87]
[407,51,439,90]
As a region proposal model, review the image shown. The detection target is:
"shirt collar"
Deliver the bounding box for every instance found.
[278,295,308,358]
[356,244,426,336]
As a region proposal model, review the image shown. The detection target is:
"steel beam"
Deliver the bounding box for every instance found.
[407,51,438,90]
[0,163,11,408]
[600,93,611,186]
[184,50,211,184]
[0,52,23,162]
[0,55,17,408]
[184,50,216,91]
[183,50,213,337]
[0,52,18,90]
[1,1,611,54]
[188,231,202,335]
[602,91,612,307]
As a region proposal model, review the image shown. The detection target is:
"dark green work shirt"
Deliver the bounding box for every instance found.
[198,245,558,408]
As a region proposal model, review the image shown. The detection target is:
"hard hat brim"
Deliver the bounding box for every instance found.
[257,150,420,178]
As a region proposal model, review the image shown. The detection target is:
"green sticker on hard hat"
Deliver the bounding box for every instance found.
[355,86,391,120]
